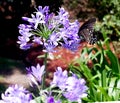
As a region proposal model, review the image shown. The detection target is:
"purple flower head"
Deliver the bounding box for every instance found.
[18,6,81,52]
[0,84,32,103]
[50,67,68,90]
[27,64,45,85]
[50,67,87,102]
[63,74,88,102]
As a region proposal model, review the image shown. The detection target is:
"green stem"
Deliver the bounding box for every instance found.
[101,69,106,101]
[42,52,48,89]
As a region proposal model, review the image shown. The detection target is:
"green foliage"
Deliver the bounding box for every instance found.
[91,0,120,41]
[70,40,120,102]
[90,0,120,19]
[95,15,120,41]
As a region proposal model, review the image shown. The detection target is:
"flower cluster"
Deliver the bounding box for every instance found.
[27,64,45,86]
[0,64,88,103]
[18,6,80,52]
[0,85,32,103]
[51,67,88,102]
[27,64,88,102]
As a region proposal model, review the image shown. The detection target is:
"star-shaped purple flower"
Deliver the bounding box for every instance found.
[27,64,45,85]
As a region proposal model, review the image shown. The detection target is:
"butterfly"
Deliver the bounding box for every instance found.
[78,18,97,45]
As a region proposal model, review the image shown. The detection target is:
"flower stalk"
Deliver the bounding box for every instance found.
[42,52,48,89]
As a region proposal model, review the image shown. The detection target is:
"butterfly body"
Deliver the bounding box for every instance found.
[78,18,97,44]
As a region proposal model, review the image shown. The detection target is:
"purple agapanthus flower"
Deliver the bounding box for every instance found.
[27,64,45,85]
[50,67,88,102]
[18,6,80,52]
[0,84,32,103]
[63,74,88,102]
[50,67,68,90]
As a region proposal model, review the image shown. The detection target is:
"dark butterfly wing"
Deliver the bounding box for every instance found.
[79,18,96,30]
[78,18,97,44]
